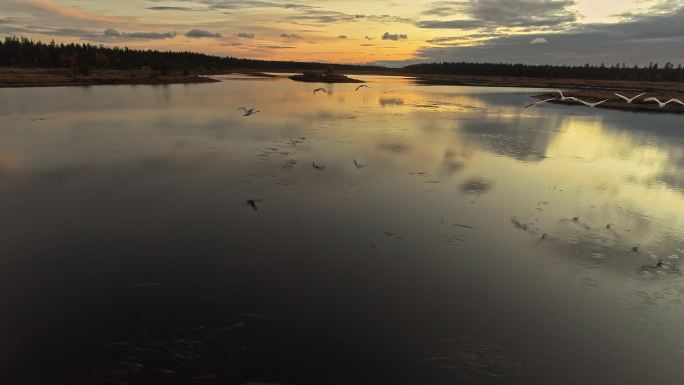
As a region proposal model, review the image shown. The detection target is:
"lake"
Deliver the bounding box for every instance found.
[1,75,683,385]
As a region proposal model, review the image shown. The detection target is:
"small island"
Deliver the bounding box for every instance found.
[289,69,364,83]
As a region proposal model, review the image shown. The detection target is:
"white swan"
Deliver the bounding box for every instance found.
[576,98,610,108]
[644,97,684,108]
[555,90,580,102]
[523,96,558,109]
[614,92,645,103]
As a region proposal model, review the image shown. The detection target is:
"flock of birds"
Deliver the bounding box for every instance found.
[524,90,684,109]
[238,84,370,115]
[241,85,683,114]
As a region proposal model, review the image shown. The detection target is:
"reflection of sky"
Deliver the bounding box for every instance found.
[2,76,684,383]
[1,75,683,267]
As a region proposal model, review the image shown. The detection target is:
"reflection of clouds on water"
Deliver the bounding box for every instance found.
[423,338,523,379]
[4,75,684,384]
[439,149,464,175]
[460,177,492,194]
[377,141,410,154]
[458,118,556,163]
[378,97,404,107]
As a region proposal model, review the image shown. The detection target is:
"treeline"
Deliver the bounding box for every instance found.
[3,36,684,82]
[403,62,684,82]
[0,36,384,72]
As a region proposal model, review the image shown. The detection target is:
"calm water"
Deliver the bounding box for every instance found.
[1,75,684,385]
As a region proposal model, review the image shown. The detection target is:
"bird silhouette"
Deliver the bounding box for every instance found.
[523,96,558,108]
[246,199,262,211]
[355,84,369,91]
[644,97,684,108]
[313,88,327,95]
[353,159,364,168]
[575,98,610,108]
[238,107,260,116]
[614,92,645,103]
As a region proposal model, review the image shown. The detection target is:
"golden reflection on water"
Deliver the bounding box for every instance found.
[2,75,684,385]
[1,75,684,255]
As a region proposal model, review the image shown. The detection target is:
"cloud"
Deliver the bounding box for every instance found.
[529,37,548,44]
[382,32,407,41]
[145,0,315,11]
[417,20,481,29]
[280,33,302,39]
[236,32,255,38]
[21,0,131,25]
[104,28,120,37]
[126,31,177,39]
[103,28,177,40]
[148,6,194,11]
[285,8,411,24]
[287,9,365,23]
[259,45,295,49]
[418,0,577,29]
[412,6,684,65]
[185,28,221,38]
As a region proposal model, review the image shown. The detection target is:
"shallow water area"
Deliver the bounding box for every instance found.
[1,75,683,385]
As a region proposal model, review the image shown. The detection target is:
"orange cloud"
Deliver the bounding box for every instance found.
[25,0,132,25]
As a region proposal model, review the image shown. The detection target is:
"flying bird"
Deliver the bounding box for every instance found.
[555,90,580,102]
[576,98,610,108]
[353,159,364,169]
[238,107,260,116]
[644,97,684,108]
[246,199,262,211]
[523,96,558,109]
[313,88,327,95]
[355,84,369,91]
[614,92,645,103]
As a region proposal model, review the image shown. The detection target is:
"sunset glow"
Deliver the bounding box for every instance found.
[2,0,684,65]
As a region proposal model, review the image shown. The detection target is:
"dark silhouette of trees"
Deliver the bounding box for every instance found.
[2,36,684,82]
[0,36,383,72]
[403,61,684,82]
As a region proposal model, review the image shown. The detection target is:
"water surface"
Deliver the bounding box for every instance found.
[1,75,684,385]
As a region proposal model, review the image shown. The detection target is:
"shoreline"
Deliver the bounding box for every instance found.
[0,67,218,88]
[2,67,684,114]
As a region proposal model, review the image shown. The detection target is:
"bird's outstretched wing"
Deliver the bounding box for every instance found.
[644,97,659,103]
[593,98,610,106]
[523,97,556,109]
[237,107,248,113]
[355,84,369,91]
[615,93,630,102]
[666,98,684,106]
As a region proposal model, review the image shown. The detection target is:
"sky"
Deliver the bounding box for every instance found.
[1,0,684,66]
